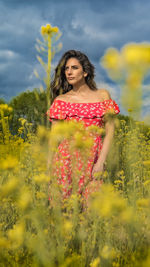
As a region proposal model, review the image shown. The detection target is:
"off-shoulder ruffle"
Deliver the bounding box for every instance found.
[46,99,67,121]
[46,99,120,121]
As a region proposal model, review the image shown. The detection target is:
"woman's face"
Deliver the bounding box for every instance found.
[65,57,87,86]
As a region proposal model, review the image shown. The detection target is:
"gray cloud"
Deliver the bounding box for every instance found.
[0,0,150,118]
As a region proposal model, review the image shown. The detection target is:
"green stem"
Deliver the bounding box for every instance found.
[47,34,51,108]
[46,34,52,128]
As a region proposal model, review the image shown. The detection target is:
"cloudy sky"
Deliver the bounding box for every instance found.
[0,0,150,117]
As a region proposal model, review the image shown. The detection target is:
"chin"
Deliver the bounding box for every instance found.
[68,81,76,85]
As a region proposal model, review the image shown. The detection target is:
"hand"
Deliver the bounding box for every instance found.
[91,162,105,180]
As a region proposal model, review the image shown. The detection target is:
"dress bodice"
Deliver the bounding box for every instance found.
[47,98,120,200]
[46,99,120,128]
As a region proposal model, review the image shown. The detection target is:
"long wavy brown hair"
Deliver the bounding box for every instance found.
[51,50,97,100]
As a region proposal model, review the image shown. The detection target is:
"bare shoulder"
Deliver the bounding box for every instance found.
[55,91,73,102]
[97,89,111,101]
[55,94,68,101]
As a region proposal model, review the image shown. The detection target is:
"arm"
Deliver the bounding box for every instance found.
[92,118,115,177]
[92,89,115,177]
[98,119,114,166]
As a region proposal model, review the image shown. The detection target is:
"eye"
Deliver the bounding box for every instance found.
[65,66,69,71]
[72,66,78,69]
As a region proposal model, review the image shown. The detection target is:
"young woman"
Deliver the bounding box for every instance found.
[47,50,120,200]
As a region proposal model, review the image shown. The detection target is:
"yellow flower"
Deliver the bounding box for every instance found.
[89,184,128,219]
[45,24,52,34]
[84,137,94,149]
[37,125,49,144]
[18,118,27,126]
[52,26,59,33]
[101,43,150,88]
[101,245,116,260]
[122,44,142,65]
[143,160,150,167]
[46,24,51,31]
[136,198,150,208]
[41,26,47,35]
[112,262,120,267]
[88,125,104,135]
[8,223,25,248]
[36,191,46,199]
[63,220,73,233]
[8,106,13,112]
[41,24,59,35]
[120,207,133,223]
[122,43,150,66]
[33,173,50,184]
[73,132,84,149]
[0,178,18,198]
[90,257,101,267]
[0,104,9,111]
[0,235,10,248]
[0,155,18,170]
[18,189,32,210]
[101,48,121,70]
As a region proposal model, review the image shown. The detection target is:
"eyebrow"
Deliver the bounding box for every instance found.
[65,64,79,68]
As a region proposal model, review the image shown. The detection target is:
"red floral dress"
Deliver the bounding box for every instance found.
[47,99,120,200]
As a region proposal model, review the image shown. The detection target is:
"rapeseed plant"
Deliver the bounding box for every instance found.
[101,43,150,118]
[35,23,62,112]
[1,36,150,266]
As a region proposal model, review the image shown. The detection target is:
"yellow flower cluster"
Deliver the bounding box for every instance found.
[0,85,150,266]
[0,104,13,113]
[122,43,150,66]
[90,257,101,267]
[101,43,150,113]
[41,23,59,35]
[89,184,133,222]
[18,117,27,126]
[101,43,150,72]
[102,43,150,92]
[0,177,19,198]
[101,48,121,73]
[0,155,18,170]
[8,222,25,249]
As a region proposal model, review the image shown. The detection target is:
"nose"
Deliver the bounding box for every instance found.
[66,67,73,75]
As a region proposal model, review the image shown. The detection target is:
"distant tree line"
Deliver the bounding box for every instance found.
[0,89,149,138]
[0,89,48,135]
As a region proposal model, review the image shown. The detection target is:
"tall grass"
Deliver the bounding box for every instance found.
[0,102,150,266]
[1,38,150,266]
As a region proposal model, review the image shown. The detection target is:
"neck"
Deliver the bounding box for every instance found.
[72,80,91,94]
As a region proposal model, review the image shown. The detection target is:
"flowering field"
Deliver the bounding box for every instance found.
[0,101,150,267]
[1,26,150,266]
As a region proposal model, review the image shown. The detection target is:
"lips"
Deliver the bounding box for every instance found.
[68,77,74,80]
